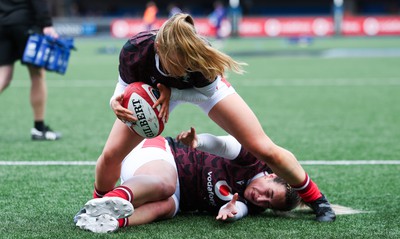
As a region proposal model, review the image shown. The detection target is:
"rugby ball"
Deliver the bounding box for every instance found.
[122,82,164,138]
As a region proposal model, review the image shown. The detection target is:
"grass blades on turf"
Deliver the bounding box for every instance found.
[0,36,399,238]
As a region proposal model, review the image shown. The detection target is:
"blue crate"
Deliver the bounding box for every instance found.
[22,34,75,75]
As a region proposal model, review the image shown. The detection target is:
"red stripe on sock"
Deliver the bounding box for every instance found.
[104,185,134,202]
[291,174,322,203]
[93,186,109,199]
[118,218,129,228]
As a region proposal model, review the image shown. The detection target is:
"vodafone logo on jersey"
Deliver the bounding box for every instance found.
[206,172,233,207]
[215,181,233,201]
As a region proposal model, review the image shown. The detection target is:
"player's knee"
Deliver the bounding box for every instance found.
[156,180,176,198]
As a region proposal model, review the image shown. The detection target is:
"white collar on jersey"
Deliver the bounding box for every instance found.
[247,171,269,186]
[155,54,170,77]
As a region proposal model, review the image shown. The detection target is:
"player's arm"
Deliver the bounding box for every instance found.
[110,76,128,106]
[216,193,248,222]
[177,127,241,160]
[109,76,137,122]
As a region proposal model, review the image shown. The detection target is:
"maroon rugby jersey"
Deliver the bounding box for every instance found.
[166,137,272,214]
[119,30,212,89]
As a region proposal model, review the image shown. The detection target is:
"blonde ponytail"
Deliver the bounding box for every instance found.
[156,13,245,80]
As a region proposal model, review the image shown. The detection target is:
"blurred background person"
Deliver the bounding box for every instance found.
[168,2,182,18]
[209,1,227,40]
[143,1,158,30]
[0,0,61,140]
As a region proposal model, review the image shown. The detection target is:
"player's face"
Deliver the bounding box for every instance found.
[243,174,286,210]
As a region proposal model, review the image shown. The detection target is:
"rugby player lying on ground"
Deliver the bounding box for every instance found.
[75,127,301,233]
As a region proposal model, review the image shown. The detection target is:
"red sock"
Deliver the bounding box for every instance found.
[93,186,109,199]
[118,218,129,228]
[291,174,322,203]
[104,186,134,203]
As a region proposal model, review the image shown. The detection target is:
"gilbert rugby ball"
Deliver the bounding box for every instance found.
[122,82,164,138]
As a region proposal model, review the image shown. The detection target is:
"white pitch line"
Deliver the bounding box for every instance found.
[330,204,371,215]
[0,160,400,166]
[0,161,96,165]
[10,80,115,88]
[275,204,370,217]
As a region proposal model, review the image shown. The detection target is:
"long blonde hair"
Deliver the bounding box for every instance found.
[155,13,245,80]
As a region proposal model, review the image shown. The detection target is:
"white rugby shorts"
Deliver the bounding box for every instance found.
[169,77,236,114]
[120,137,180,216]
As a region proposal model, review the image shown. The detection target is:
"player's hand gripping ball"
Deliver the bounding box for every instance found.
[122,82,165,138]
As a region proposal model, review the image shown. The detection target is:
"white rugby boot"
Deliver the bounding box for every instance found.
[75,213,118,233]
[84,197,134,219]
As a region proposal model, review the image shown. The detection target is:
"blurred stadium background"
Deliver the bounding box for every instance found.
[47,0,400,38]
